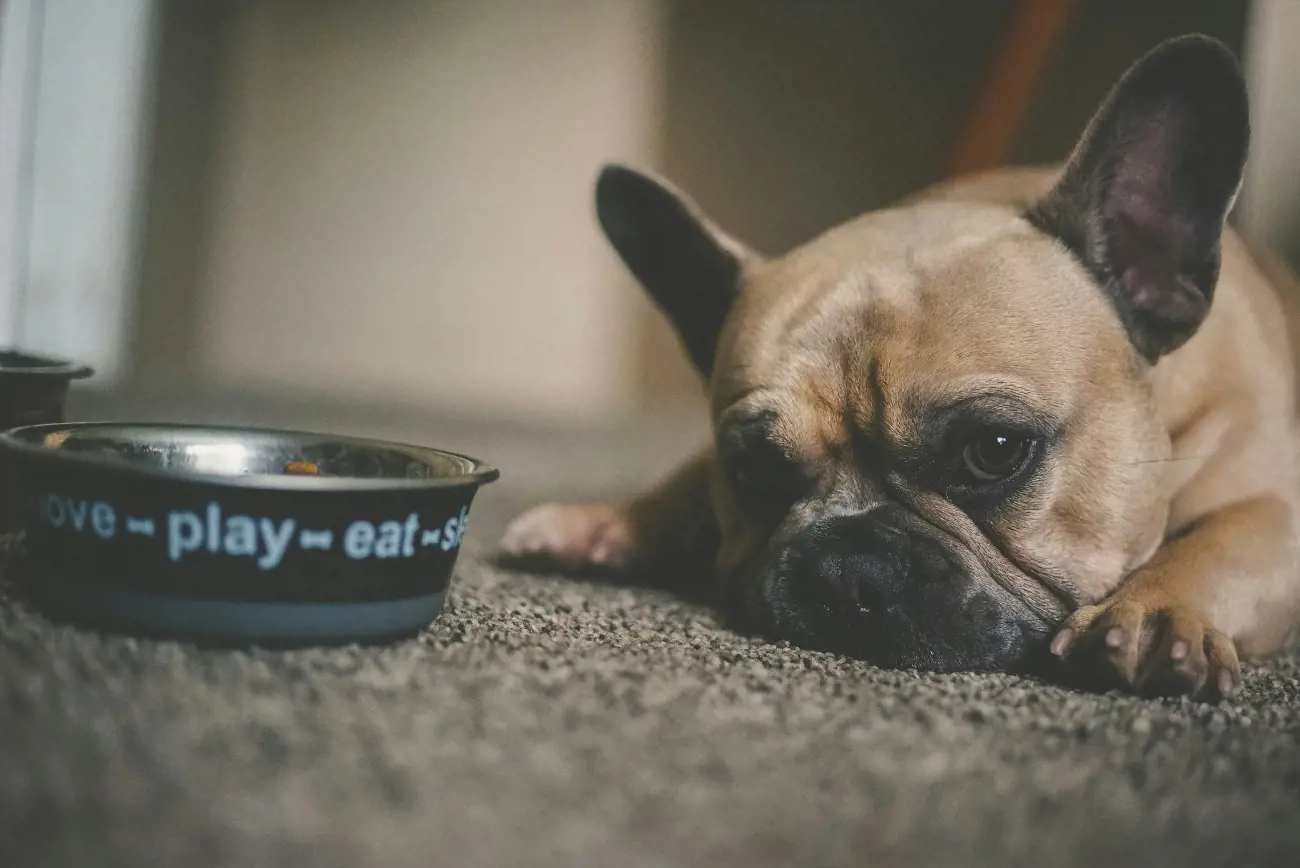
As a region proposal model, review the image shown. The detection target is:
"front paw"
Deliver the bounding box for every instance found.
[497,503,638,574]
[1049,596,1240,700]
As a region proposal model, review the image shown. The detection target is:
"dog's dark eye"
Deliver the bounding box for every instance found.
[726,457,806,516]
[961,430,1031,481]
[719,415,809,520]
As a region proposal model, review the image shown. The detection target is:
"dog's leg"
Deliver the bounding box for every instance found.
[1050,495,1300,699]
[497,449,718,584]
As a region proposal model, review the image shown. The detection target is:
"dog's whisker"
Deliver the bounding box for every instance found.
[1128,456,1213,465]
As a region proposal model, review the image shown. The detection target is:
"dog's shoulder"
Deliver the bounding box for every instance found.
[1224,229,1300,367]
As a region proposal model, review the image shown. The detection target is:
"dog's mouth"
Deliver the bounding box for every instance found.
[741,506,1050,672]
[757,564,1044,673]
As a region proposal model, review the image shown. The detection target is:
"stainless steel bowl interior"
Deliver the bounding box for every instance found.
[1,424,497,488]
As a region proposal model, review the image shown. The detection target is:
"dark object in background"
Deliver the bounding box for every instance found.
[946,0,1075,177]
[0,349,94,429]
[0,350,94,532]
[0,422,498,648]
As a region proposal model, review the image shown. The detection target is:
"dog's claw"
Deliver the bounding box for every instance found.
[1055,597,1239,701]
[1049,628,1075,658]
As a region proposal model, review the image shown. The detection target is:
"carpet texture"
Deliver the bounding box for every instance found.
[3,403,1300,867]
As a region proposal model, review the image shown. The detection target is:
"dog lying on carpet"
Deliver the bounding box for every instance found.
[499,35,1300,700]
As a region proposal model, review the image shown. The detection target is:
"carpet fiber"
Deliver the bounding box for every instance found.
[3,405,1300,867]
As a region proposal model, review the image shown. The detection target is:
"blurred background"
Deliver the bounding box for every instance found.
[1,0,1298,511]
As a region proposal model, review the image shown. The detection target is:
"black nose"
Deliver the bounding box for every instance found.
[808,537,903,616]
[795,506,931,616]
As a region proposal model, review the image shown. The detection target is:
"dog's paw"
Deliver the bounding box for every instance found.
[497,503,638,574]
[1049,596,1240,700]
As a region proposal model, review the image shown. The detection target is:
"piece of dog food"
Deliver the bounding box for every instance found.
[283,460,320,475]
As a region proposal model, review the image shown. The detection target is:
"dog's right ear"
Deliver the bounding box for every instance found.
[595,164,759,379]
[1027,35,1249,362]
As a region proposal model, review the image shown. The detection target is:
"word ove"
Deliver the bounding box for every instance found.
[40,495,117,539]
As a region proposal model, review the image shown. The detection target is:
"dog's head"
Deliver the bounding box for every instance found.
[597,35,1250,671]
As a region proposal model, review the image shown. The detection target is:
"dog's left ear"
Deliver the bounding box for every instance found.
[595,164,760,379]
[1028,34,1249,361]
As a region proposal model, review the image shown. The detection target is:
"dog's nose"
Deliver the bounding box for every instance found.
[796,508,917,615]
[810,546,902,615]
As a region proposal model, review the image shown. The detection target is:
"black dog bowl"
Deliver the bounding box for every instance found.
[0,423,498,647]
[0,350,93,531]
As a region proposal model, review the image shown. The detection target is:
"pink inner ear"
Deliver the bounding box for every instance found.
[1108,201,1207,325]
[1101,105,1206,293]
[1105,181,1209,335]
[1104,107,1194,256]
[1118,264,1209,331]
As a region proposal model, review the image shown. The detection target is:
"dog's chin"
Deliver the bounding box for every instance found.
[754,567,1046,673]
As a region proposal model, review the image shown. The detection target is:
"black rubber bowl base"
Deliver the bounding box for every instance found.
[18,579,448,650]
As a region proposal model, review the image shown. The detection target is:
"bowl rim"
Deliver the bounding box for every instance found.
[0,421,501,491]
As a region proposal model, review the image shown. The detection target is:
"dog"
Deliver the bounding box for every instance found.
[499,34,1300,700]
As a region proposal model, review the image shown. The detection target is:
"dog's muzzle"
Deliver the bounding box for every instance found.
[761,505,1042,672]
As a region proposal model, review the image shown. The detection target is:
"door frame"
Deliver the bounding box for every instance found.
[0,0,159,384]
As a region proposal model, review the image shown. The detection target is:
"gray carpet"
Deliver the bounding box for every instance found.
[3,398,1300,867]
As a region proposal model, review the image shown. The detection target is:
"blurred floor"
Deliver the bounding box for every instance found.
[3,395,1300,867]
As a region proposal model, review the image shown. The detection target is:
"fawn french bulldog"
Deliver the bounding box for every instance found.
[500,35,1300,699]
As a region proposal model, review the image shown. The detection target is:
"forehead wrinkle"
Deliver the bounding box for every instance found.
[908,374,1046,414]
[762,386,840,468]
[873,353,921,447]
[833,351,910,459]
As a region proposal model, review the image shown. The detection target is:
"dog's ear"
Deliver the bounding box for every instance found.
[596,164,758,378]
[1028,34,1249,361]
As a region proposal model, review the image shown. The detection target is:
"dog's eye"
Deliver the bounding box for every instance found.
[727,458,804,512]
[719,413,812,520]
[722,447,809,520]
[961,430,1031,481]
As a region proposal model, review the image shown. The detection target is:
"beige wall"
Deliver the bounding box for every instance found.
[1238,0,1300,265]
[178,0,668,425]
[128,0,1259,428]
